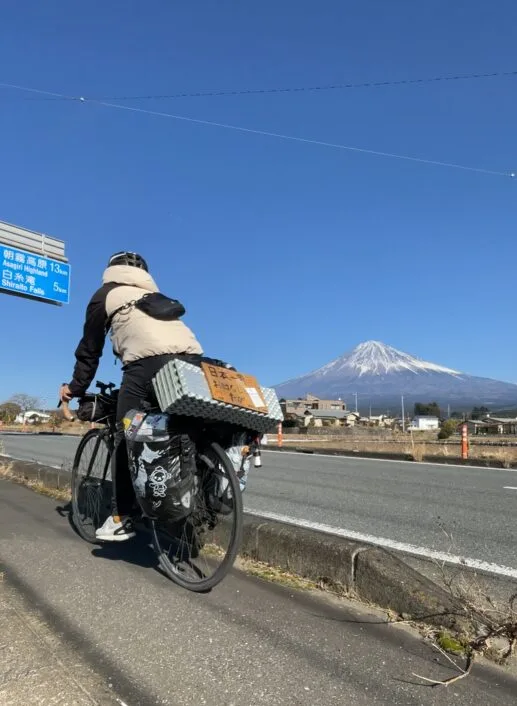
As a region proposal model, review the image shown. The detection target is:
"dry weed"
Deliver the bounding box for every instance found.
[411,443,427,462]
[280,436,517,467]
[0,463,71,502]
[409,521,517,686]
[477,447,516,469]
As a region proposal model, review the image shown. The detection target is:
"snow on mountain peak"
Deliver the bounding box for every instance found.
[276,341,517,407]
[318,340,461,378]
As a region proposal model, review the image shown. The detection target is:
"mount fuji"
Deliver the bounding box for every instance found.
[275,341,517,411]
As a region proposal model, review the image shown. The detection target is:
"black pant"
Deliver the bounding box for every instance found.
[112,353,205,515]
[112,354,176,515]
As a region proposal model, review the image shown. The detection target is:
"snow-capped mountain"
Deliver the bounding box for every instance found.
[275,341,517,411]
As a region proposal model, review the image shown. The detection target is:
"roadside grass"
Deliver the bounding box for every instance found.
[238,557,319,591]
[0,420,91,435]
[0,463,71,502]
[277,436,517,465]
[476,447,515,469]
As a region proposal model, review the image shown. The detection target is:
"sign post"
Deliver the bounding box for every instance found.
[0,221,70,306]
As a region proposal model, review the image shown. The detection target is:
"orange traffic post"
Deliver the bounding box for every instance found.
[277,422,283,448]
[461,423,468,459]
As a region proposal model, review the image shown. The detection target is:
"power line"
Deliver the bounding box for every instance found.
[1,69,516,102]
[0,81,75,100]
[0,80,514,178]
[87,98,517,178]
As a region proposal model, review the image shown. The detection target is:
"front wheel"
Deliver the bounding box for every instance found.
[152,442,243,592]
[71,429,113,543]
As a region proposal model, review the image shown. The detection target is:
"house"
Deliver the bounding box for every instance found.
[304,410,360,428]
[407,415,439,431]
[461,417,517,435]
[280,395,347,417]
[15,410,51,424]
[359,415,395,428]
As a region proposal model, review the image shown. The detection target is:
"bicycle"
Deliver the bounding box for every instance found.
[62,380,257,592]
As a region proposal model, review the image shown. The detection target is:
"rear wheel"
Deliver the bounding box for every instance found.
[152,442,243,592]
[71,429,113,543]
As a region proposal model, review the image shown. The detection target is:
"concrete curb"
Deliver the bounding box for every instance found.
[1,456,475,634]
[0,456,69,487]
[233,515,473,634]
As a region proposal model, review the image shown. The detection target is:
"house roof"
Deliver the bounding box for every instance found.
[463,417,517,426]
[305,409,358,419]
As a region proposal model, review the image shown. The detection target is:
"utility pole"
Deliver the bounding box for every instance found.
[401,395,406,432]
[354,392,358,414]
[447,403,451,419]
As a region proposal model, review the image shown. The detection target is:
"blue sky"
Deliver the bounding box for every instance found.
[0,0,516,407]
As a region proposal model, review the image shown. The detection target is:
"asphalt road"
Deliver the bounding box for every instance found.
[1,433,517,574]
[1,480,516,705]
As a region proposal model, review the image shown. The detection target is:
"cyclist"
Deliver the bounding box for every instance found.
[59,251,203,541]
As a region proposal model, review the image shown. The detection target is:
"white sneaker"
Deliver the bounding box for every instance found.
[95,515,136,542]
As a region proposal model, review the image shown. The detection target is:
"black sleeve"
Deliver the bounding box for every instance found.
[68,285,112,397]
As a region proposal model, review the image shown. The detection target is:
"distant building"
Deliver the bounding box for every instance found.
[15,410,51,424]
[407,416,439,431]
[359,415,395,428]
[461,417,517,435]
[303,410,360,428]
[280,395,347,417]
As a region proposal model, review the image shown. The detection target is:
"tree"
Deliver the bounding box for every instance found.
[471,406,489,420]
[0,401,22,424]
[9,393,41,413]
[282,413,301,429]
[49,413,63,431]
[438,419,458,440]
[414,401,441,418]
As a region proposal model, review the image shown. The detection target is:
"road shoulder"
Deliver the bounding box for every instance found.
[0,576,125,705]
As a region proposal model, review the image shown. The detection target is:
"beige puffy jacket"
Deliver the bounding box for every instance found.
[104,265,203,364]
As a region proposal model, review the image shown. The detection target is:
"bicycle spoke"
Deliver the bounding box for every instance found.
[72,430,113,543]
[153,443,243,591]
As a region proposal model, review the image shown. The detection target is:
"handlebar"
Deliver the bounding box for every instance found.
[96,380,116,396]
[57,380,117,421]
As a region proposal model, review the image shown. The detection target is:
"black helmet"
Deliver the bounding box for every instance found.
[108,251,148,272]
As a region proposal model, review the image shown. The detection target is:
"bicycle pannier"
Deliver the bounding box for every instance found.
[76,394,116,423]
[124,410,196,522]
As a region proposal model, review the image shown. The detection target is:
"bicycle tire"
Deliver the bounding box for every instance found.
[152,441,243,592]
[71,428,113,544]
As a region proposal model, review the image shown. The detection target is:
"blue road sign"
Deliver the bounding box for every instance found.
[1,244,70,305]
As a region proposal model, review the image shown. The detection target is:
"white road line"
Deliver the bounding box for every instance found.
[264,449,517,472]
[3,446,515,578]
[503,486,517,490]
[244,507,517,580]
